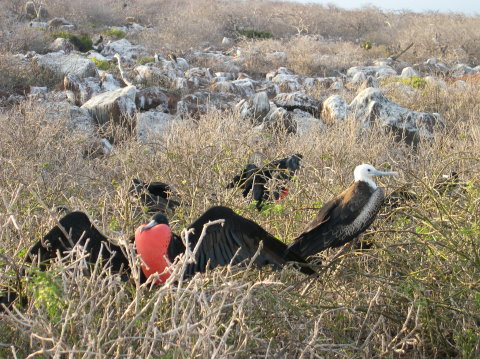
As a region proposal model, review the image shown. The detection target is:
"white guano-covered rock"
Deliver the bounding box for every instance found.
[349,87,443,141]
[273,92,320,117]
[400,67,419,78]
[102,39,148,62]
[34,52,98,78]
[347,65,397,81]
[291,109,324,135]
[136,111,175,142]
[321,95,348,123]
[236,91,270,123]
[81,85,137,126]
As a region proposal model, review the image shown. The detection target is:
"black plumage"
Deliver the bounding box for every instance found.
[227,154,303,210]
[27,211,131,276]
[288,181,385,257]
[130,178,180,214]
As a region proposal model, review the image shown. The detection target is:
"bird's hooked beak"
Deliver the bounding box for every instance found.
[373,169,398,177]
[141,219,158,232]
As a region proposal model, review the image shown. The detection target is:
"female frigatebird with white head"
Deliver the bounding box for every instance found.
[15,164,395,292]
[287,164,398,257]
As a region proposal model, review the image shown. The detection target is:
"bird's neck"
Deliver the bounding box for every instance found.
[356,178,377,190]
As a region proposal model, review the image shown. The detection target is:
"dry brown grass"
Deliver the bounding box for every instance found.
[0,1,479,357]
[1,80,479,356]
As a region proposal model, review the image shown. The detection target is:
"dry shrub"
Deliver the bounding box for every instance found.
[1,96,479,357]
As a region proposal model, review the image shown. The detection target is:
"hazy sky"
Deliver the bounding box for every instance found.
[295,0,480,15]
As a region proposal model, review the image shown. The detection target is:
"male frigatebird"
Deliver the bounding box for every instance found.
[1,164,396,309]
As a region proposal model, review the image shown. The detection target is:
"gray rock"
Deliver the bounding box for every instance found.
[49,38,75,53]
[34,52,98,78]
[48,18,74,28]
[321,95,348,123]
[64,74,102,106]
[273,92,321,117]
[291,109,324,135]
[263,106,296,133]
[400,67,419,78]
[133,65,173,87]
[102,39,148,62]
[349,88,443,142]
[222,37,234,46]
[450,63,476,78]
[29,21,48,29]
[347,65,397,80]
[81,85,137,126]
[236,91,270,123]
[135,86,169,111]
[136,111,175,142]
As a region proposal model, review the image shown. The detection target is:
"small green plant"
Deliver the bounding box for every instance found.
[105,27,126,39]
[52,31,93,52]
[361,40,372,50]
[137,57,155,65]
[239,29,273,39]
[28,269,66,322]
[90,57,112,70]
[398,75,427,89]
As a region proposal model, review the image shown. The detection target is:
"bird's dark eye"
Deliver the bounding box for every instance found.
[367,169,371,172]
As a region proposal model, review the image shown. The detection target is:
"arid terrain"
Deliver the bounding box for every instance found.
[0,0,479,357]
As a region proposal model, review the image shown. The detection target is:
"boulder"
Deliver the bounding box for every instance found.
[349,88,443,142]
[273,92,321,117]
[49,38,75,53]
[400,67,419,78]
[81,86,137,126]
[34,53,98,78]
[29,21,48,29]
[236,91,270,123]
[133,65,173,87]
[48,18,74,29]
[25,1,37,20]
[102,39,148,62]
[222,37,234,46]
[135,87,169,111]
[450,63,477,78]
[347,65,397,80]
[136,111,175,142]
[263,105,296,133]
[64,74,102,106]
[267,68,304,93]
[291,109,324,135]
[321,95,348,123]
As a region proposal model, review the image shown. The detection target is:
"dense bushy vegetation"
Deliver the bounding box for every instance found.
[0,0,479,358]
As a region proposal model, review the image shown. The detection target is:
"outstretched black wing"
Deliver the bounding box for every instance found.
[28,211,130,275]
[176,206,314,277]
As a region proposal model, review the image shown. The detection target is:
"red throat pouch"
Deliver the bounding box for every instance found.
[135,223,172,283]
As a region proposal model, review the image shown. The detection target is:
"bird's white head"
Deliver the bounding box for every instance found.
[354,164,398,189]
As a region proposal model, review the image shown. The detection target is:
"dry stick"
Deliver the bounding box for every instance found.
[390,42,414,61]
[356,286,382,346]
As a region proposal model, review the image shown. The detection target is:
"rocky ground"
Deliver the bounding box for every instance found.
[0,1,479,358]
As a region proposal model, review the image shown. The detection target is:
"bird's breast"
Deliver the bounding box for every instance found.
[135,224,172,283]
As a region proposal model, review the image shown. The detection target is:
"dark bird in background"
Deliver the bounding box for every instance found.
[130,178,180,214]
[1,164,395,310]
[227,154,303,210]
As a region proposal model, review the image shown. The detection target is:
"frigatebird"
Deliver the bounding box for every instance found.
[227,154,302,210]
[1,164,396,309]
[130,178,180,214]
[287,164,398,257]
